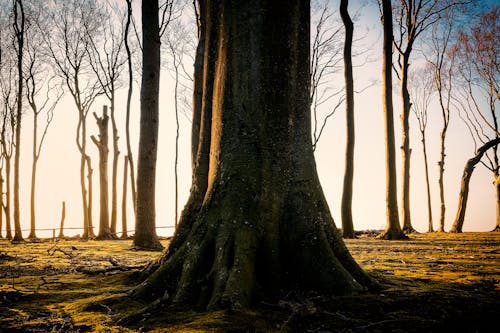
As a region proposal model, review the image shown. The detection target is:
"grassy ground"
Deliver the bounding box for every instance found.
[0,232,498,332]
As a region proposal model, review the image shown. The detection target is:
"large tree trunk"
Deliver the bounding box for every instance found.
[92,106,113,240]
[340,0,356,239]
[134,0,162,250]
[377,0,406,240]
[130,0,378,311]
[450,137,500,233]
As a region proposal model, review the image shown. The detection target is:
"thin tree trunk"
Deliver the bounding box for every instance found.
[421,133,433,232]
[121,155,129,239]
[12,0,25,243]
[110,91,119,236]
[495,174,500,231]
[86,155,95,238]
[92,106,112,240]
[450,137,500,233]
[58,201,65,239]
[437,125,448,232]
[4,157,11,240]
[0,171,3,239]
[134,0,162,250]
[173,54,180,229]
[378,0,406,240]
[29,112,38,239]
[400,54,415,234]
[124,0,137,215]
[340,0,355,239]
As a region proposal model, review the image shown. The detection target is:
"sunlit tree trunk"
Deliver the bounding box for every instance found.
[421,134,433,232]
[340,0,356,239]
[12,0,25,243]
[92,106,112,240]
[377,0,406,240]
[450,138,500,233]
[121,155,129,239]
[134,0,163,250]
[130,0,378,311]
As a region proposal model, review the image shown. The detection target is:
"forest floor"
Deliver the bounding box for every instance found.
[0,231,498,332]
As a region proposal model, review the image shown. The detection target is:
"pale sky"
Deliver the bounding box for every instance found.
[8,0,498,238]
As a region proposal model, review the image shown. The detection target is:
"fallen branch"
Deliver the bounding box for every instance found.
[76,258,143,275]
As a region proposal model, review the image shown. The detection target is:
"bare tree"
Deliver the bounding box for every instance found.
[121,155,129,238]
[421,8,460,232]
[164,1,196,228]
[86,2,127,237]
[310,0,344,150]
[392,0,468,234]
[24,1,63,240]
[91,106,112,239]
[409,66,435,232]
[0,56,15,241]
[377,0,406,240]
[12,0,25,243]
[44,0,103,239]
[452,7,499,231]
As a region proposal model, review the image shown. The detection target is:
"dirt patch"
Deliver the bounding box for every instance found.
[0,232,498,332]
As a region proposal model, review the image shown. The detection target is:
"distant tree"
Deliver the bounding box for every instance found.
[86,2,127,237]
[0,57,15,241]
[134,0,164,250]
[422,7,460,232]
[12,0,25,243]
[377,0,406,240]
[44,0,103,239]
[452,7,499,231]
[92,106,112,239]
[450,138,500,233]
[24,1,62,240]
[409,66,435,232]
[121,155,129,238]
[124,0,137,216]
[130,0,378,310]
[393,0,466,234]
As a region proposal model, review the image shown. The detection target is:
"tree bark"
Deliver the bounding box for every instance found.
[29,110,38,239]
[400,53,415,234]
[450,137,500,233]
[494,174,500,232]
[437,108,449,232]
[130,0,378,311]
[92,105,113,240]
[0,171,3,238]
[378,0,406,240]
[340,0,356,239]
[12,0,25,243]
[421,134,433,232]
[121,155,129,239]
[4,156,12,240]
[110,91,119,237]
[134,0,163,250]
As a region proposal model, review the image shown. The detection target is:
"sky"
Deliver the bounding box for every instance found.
[6,0,499,238]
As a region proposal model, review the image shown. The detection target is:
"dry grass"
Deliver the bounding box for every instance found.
[0,232,498,332]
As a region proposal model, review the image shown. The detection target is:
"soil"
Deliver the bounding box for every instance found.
[0,232,498,332]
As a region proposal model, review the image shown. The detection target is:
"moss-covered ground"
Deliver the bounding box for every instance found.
[0,232,498,332]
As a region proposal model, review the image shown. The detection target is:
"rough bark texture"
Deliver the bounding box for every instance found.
[340,0,356,239]
[450,138,500,233]
[130,0,378,311]
[377,0,406,240]
[134,0,163,250]
[92,106,113,240]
